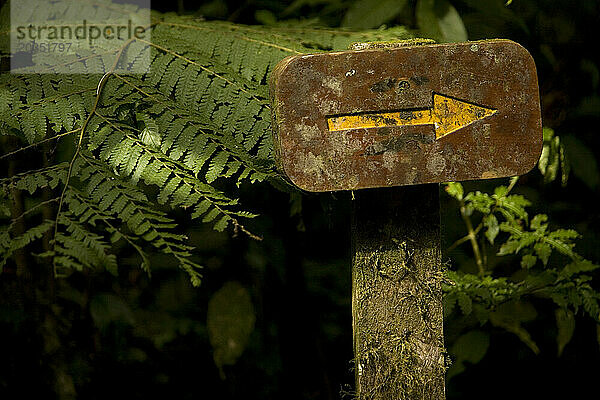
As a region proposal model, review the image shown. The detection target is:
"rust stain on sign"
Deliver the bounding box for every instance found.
[269,40,543,192]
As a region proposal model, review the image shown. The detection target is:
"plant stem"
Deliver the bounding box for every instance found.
[42,141,56,299]
[447,222,482,251]
[460,202,485,277]
[449,177,520,274]
[506,176,519,194]
[3,137,29,277]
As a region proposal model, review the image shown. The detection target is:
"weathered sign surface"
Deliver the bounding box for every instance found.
[269,40,542,192]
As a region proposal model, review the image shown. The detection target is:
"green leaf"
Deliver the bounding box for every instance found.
[453,330,490,364]
[457,291,473,315]
[465,191,494,213]
[473,303,490,325]
[206,151,229,183]
[483,214,499,244]
[443,291,458,317]
[489,301,539,354]
[531,214,548,230]
[342,0,409,29]
[197,0,229,19]
[563,136,600,190]
[254,10,277,25]
[521,254,537,269]
[498,194,530,220]
[560,259,600,279]
[89,293,135,331]
[416,0,468,43]
[447,330,489,380]
[538,127,572,186]
[202,207,220,223]
[207,281,256,379]
[560,140,570,187]
[1,220,55,267]
[137,113,161,149]
[533,242,552,265]
[445,182,464,200]
[213,216,230,232]
[497,238,520,256]
[555,308,575,357]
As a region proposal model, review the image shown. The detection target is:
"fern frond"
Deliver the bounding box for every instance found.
[0,220,54,267]
[0,74,96,143]
[0,163,69,194]
[64,182,202,284]
[54,215,118,275]
[0,0,413,283]
[87,114,258,233]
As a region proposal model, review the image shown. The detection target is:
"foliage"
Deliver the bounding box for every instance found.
[0,1,412,284]
[416,0,467,42]
[1,0,599,398]
[443,175,600,376]
[342,0,409,30]
[538,127,569,186]
[207,281,256,379]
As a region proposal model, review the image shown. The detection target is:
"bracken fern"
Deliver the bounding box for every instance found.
[0,0,412,284]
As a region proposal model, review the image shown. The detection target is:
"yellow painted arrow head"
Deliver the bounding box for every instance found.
[432,93,497,139]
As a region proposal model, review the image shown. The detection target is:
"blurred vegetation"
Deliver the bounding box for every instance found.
[1,0,599,399]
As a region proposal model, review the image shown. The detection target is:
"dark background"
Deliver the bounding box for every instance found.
[1,0,599,399]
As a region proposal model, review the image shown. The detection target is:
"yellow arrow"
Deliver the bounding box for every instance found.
[327,93,497,139]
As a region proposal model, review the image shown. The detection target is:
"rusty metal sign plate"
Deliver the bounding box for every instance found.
[269,40,542,192]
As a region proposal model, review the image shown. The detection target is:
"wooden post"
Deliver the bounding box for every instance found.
[352,184,446,399]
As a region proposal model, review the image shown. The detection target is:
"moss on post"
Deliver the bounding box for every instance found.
[351,184,446,399]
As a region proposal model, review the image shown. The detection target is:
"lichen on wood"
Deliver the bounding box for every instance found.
[351,184,446,399]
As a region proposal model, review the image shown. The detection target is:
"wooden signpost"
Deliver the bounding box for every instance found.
[269,40,542,398]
